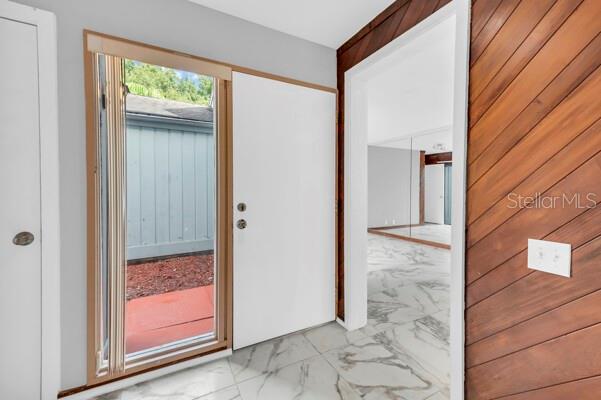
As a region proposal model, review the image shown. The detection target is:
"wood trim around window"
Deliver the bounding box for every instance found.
[84,31,233,386]
[83,30,336,94]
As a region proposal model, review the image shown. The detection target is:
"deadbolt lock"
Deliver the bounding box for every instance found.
[236,219,247,230]
[13,231,34,246]
[237,202,247,212]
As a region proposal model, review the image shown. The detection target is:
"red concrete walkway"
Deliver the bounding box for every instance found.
[126,285,214,354]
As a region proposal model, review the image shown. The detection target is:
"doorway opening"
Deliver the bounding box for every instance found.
[84,32,233,384]
[340,2,469,398]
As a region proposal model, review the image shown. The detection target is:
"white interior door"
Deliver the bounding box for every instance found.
[232,72,336,349]
[0,16,42,398]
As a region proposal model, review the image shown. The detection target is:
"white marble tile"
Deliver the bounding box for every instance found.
[413,279,451,311]
[367,235,450,280]
[425,391,449,400]
[237,355,361,400]
[97,234,450,400]
[367,283,441,334]
[303,322,367,353]
[368,268,449,296]
[96,359,235,400]
[324,337,441,400]
[373,311,450,386]
[197,386,241,400]
[229,333,319,383]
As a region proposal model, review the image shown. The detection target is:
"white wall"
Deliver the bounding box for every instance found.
[11,0,336,390]
[365,15,455,144]
[367,146,419,228]
[425,164,445,224]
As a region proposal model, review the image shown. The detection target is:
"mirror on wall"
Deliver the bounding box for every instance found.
[367,137,412,232]
[367,129,452,249]
[409,130,452,248]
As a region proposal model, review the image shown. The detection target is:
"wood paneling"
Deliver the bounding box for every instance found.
[468,29,601,189]
[467,0,601,164]
[467,322,601,399]
[338,0,601,397]
[425,151,452,164]
[466,204,601,308]
[466,0,601,397]
[336,0,451,319]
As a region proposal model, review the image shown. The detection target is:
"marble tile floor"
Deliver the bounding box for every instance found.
[97,234,450,400]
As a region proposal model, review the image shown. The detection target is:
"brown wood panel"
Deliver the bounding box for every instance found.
[425,151,452,164]
[466,151,601,285]
[470,0,520,65]
[467,113,601,248]
[501,375,601,400]
[468,30,601,189]
[470,0,503,41]
[467,0,601,164]
[470,0,582,123]
[467,322,601,399]
[469,0,556,103]
[467,233,601,345]
[392,0,440,39]
[338,0,411,55]
[466,205,601,308]
[336,0,450,320]
[466,0,601,396]
[467,64,601,225]
[467,289,601,368]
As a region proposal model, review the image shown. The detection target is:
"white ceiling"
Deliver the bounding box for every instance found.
[188,0,397,48]
[366,15,456,151]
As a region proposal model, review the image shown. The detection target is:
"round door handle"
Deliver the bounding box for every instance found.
[13,231,34,246]
[237,219,247,230]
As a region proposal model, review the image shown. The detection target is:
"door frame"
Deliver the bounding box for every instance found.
[339,1,471,399]
[83,31,234,384]
[0,2,61,399]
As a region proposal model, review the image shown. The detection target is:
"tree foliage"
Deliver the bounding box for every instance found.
[124,60,213,105]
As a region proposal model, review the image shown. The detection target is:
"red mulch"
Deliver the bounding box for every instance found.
[127,254,214,301]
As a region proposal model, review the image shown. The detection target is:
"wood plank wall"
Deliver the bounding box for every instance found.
[466,0,601,398]
[336,0,451,319]
[338,0,601,397]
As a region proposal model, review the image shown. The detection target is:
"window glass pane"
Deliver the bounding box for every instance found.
[122,59,217,356]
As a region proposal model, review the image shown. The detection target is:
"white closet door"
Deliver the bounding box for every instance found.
[0,16,42,398]
[232,72,336,349]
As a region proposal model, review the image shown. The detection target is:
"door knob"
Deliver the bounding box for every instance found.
[236,219,247,230]
[13,231,34,246]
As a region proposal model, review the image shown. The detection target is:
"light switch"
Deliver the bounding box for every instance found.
[527,239,571,277]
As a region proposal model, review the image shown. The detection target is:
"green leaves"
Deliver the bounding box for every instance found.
[124,59,213,106]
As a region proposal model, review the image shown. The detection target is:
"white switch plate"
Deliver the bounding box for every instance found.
[527,239,571,277]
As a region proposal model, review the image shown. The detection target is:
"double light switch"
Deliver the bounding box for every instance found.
[527,239,571,278]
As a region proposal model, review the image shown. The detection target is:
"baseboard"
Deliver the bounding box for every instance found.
[59,349,232,400]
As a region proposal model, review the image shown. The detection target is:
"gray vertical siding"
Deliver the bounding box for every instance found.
[126,115,215,260]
